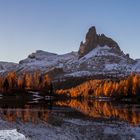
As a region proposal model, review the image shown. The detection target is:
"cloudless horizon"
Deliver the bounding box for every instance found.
[0,0,140,62]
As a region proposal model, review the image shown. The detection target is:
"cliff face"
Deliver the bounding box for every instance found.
[78,26,120,57]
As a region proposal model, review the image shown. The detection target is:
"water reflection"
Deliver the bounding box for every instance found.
[56,99,140,127]
[0,94,140,126]
[0,106,50,123]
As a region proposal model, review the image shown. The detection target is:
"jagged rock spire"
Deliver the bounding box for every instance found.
[78,26,120,58]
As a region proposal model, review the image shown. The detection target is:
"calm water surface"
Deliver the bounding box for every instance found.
[0,92,140,127]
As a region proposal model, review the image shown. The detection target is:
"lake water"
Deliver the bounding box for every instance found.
[0,92,140,140]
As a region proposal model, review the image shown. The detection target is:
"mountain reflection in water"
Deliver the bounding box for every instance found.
[0,95,140,127]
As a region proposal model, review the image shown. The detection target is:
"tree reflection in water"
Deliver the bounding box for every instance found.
[0,99,140,127]
[56,99,140,127]
[1,106,50,123]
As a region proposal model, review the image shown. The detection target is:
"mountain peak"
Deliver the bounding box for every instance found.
[85,26,97,42]
[78,26,121,58]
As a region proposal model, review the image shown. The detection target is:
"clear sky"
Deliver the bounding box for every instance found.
[0,0,140,62]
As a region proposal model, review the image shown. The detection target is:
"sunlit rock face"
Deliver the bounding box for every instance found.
[78,27,98,57]
[78,26,121,58]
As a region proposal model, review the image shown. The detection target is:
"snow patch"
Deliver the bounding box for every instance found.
[0,129,26,140]
[132,59,140,72]
[65,71,91,77]
[104,64,118,71]
[80,45,113,61]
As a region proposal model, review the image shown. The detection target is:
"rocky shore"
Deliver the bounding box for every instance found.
[0,118,139,140]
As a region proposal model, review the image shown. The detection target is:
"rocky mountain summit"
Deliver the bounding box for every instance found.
[0,26,140,80]
[78,26,121,57]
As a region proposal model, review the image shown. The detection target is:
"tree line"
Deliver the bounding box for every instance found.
[0,71,52,93]
[56,73,140,98]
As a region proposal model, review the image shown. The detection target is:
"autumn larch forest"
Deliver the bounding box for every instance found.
[1,71,140,100]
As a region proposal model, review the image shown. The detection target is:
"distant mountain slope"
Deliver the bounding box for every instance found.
[0,62,18,74]
[17,50,78,74]
[131,59,140,72]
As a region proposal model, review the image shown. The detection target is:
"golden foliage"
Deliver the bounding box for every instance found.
[0,71,51,92]
[56,73,140,98]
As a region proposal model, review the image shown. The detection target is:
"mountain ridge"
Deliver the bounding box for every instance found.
[0,26,140,80]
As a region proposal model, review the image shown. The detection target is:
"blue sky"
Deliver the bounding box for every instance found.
[0,0,140,62]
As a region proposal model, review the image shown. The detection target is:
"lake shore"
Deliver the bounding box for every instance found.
[0,118,139,140]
